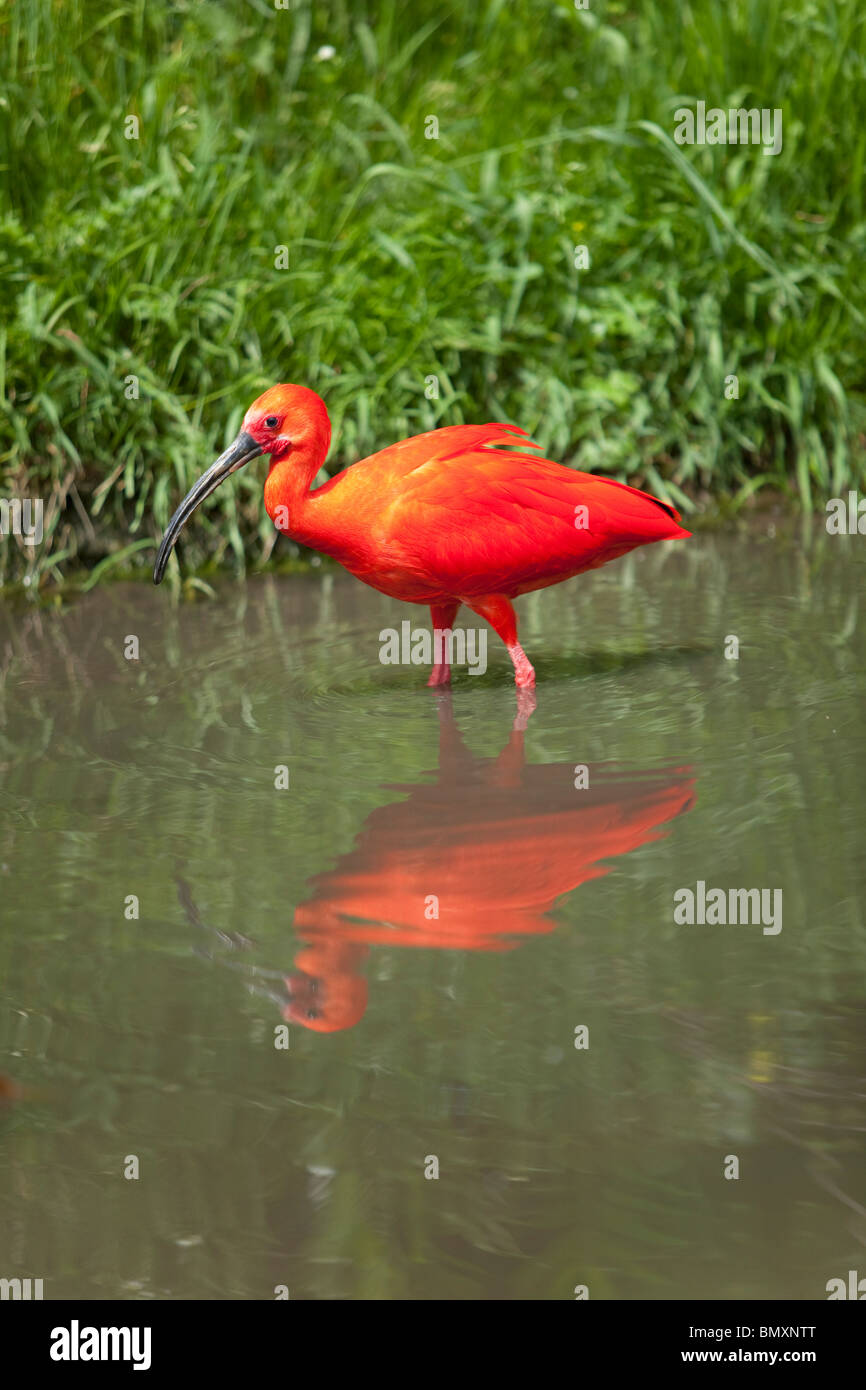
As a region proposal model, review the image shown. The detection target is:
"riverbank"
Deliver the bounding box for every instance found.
[3,1,865,591]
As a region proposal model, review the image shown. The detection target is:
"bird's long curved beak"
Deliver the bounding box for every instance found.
[153,430,263,584]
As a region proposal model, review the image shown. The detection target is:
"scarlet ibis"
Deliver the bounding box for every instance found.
[154,384,690,687]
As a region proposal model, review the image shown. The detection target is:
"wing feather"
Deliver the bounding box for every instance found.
[313,423,688,601]
[372,431,687,597]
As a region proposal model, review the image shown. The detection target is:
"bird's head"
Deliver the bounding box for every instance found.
[240,383,331,464]
[282,968,369,1034]
[153,383,330,583]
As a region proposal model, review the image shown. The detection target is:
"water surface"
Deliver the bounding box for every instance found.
[1,523,864,1299]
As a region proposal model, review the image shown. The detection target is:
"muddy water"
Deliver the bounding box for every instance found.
[0,523,864,1299]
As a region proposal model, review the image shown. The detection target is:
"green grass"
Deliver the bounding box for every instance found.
[1,0,865,588]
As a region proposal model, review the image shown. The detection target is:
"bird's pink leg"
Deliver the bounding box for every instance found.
[465,595,536,689]
[427,601,460,687]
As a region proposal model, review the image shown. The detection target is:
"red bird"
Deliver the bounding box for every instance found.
[154,384,690,687]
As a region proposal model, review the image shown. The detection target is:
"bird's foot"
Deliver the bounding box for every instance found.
[514,688,537,730]
[427,665,452,688]
[506,641,535,690]
[513,660,536,689]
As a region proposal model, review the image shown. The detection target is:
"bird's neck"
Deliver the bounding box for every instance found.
[263,447,342,553]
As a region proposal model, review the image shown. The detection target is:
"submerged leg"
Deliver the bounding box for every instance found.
[427,600,461,687]
[465,594,536,689]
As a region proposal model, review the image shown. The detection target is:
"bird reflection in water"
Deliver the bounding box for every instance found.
[179,694,695,1033]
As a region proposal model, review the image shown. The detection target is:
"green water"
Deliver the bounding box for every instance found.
[1,523,864,1300]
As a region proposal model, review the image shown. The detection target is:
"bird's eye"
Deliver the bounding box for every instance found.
[265,415,279,429]
[306,1008,320,1021]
